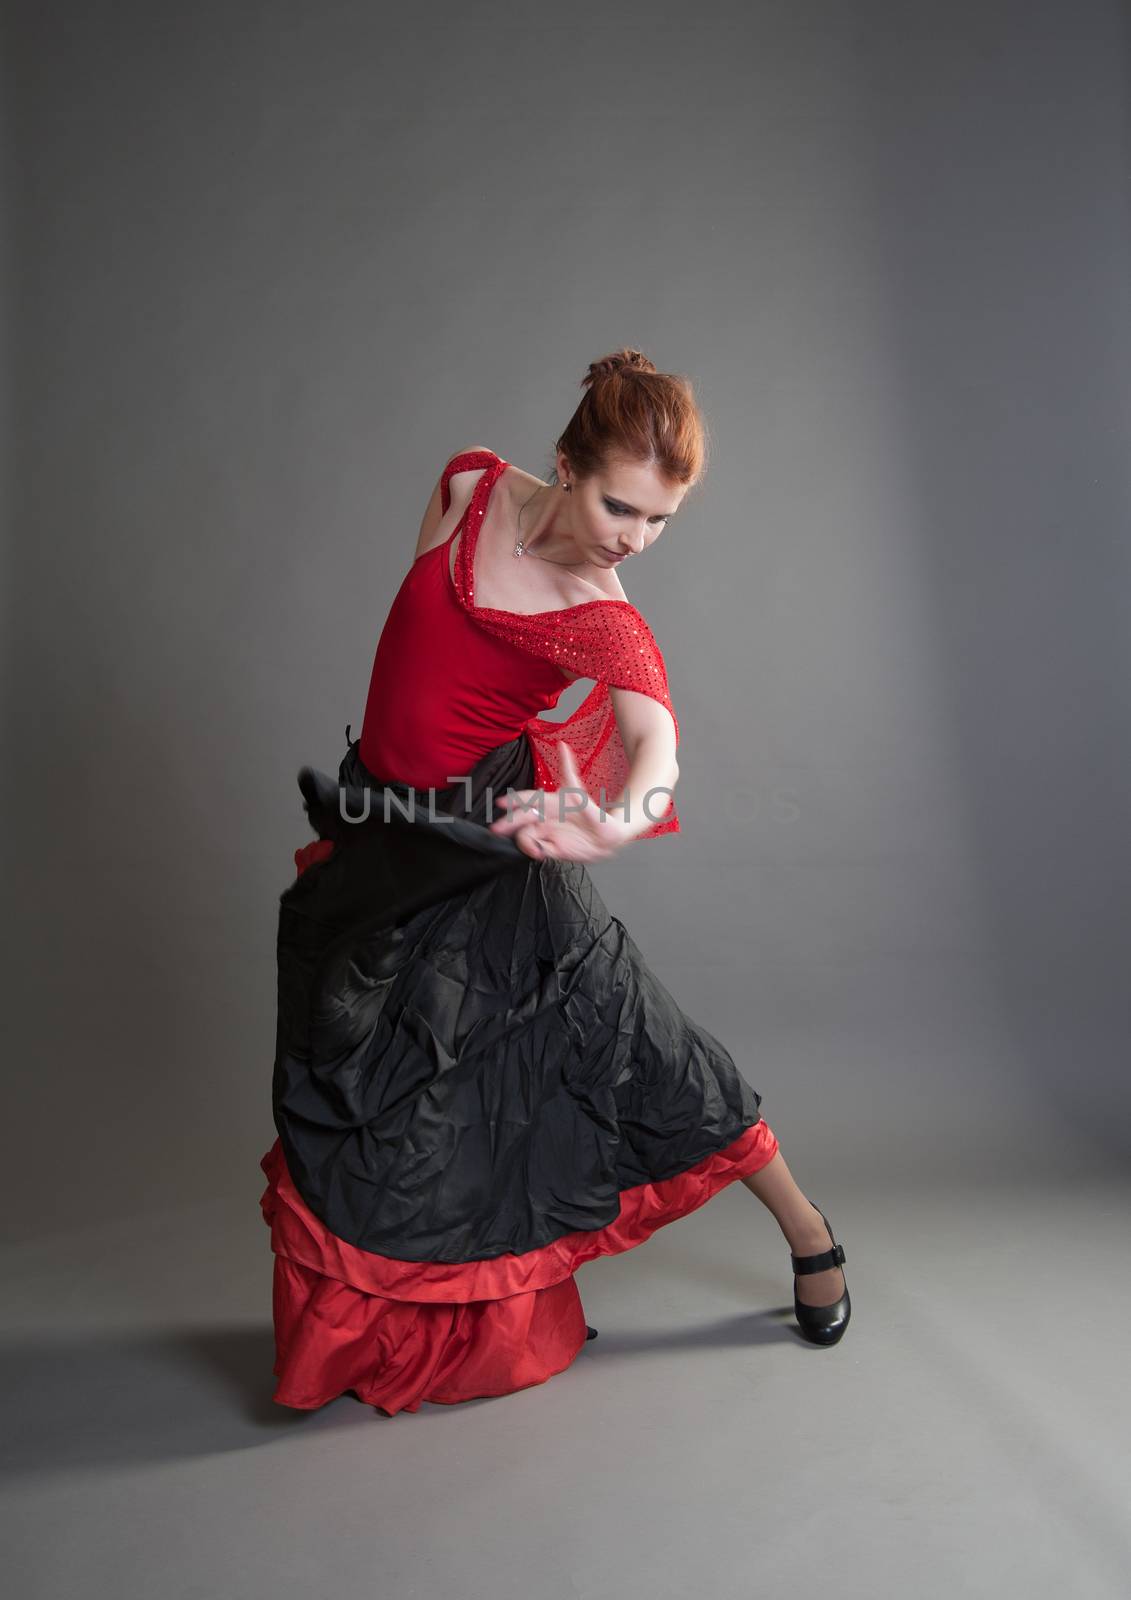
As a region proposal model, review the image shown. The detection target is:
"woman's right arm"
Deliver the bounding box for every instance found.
[413,445,494,561]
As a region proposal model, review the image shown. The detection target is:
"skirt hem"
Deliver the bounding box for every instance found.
[260,1119,779,1416]
[260,1118,779,1302]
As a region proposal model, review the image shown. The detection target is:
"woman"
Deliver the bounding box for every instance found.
[259,349,850,1416]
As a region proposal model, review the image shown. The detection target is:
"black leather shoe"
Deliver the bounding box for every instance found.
[585,1325,599,1341]
[791,1205,850,1346]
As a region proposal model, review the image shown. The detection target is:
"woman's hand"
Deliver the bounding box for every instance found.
[489,742,633,863]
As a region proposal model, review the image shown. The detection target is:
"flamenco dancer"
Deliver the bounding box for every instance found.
[259,349,851,1416]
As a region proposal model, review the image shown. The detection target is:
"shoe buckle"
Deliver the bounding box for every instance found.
[793,1241,846,1273]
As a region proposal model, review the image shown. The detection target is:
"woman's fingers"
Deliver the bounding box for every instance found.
[488,758,616,860]
[490,788,548,835]
[491,808,537,836]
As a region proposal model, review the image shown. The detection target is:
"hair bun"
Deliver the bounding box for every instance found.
[583,348,657,388]
[556,347,706,490]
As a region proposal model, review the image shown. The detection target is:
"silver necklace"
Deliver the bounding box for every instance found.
[513,481,591,568]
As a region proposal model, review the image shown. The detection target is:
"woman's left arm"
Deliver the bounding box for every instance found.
[490,688,679,860]
[604,686,680,841]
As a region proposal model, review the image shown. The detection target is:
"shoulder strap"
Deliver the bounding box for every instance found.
[439,449,503,515]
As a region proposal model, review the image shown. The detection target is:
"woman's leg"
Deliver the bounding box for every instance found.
[740,1146,847,1307]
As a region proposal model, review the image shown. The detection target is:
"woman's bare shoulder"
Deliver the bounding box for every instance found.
[444,444,500,495]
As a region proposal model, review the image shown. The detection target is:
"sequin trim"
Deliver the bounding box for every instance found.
[439,449,680,841]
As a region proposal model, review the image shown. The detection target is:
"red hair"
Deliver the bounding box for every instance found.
[554,347,710,490]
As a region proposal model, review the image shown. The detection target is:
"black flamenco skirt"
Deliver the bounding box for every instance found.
[259,728,780,1414]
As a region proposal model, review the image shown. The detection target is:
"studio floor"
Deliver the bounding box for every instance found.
[3,1157,1130,1600]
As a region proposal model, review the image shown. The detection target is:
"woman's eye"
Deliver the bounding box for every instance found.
[605,501,668,526]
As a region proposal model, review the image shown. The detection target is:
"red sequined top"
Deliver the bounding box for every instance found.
[359,448,680,841]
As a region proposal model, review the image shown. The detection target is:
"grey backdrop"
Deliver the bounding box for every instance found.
[3,0,1129,1245]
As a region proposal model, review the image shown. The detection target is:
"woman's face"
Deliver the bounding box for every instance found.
[558,453,688,568]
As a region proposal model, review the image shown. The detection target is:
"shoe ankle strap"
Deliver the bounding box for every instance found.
[791,1241,846,1274]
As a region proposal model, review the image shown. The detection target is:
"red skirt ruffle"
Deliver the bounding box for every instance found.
[259,1118,780,1415]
